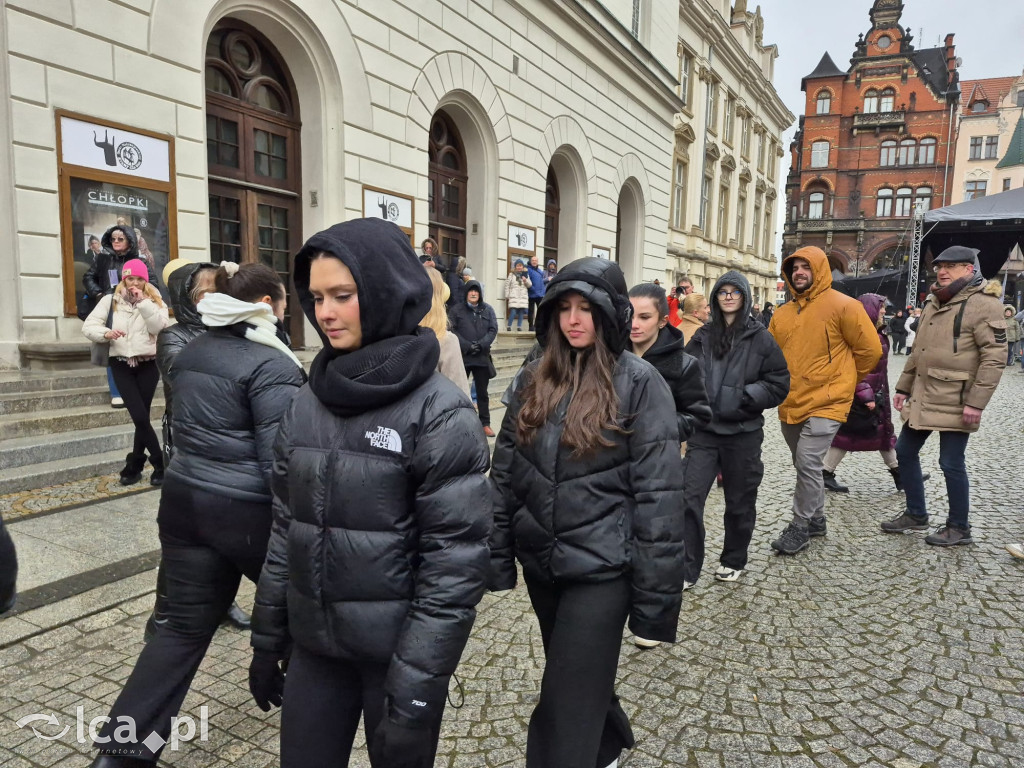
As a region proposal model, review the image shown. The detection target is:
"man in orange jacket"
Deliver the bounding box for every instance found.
[768,247,882,554]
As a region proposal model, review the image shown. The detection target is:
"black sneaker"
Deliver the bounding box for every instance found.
[880,513,929,533]
[925,526,973,547]
[822,470,848,493]
[771,524,809,555]
[807,516,827,537]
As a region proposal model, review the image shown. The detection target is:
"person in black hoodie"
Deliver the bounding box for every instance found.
[0,516,16,616]
[249,218,492,768]
[89,263,305,768]
[490,257,685,768]
[449,278,498,436]
[682,270,789,585]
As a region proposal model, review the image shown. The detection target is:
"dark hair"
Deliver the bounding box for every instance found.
[215,262,286,304]
[628,283,669,319]
[88,235,100,244]
[709,283,744,359]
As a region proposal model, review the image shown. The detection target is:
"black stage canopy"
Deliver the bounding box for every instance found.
[923,187,1024,278]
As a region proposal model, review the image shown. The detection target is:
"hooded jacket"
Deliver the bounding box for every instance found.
[769,247,881,424]
[83,226,139,300]
[251,218,492,725]
[639,323,712,442]
[449,279,498,368]
[895,274,1005,432]
[504,267,531,309]
[157,262,216,411]
[82,289,169,360]
[1003,307,1021,343]
[489,257,686,643]
[686,271,790,435]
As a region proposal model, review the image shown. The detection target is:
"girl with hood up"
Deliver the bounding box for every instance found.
[681,271,790,585]
[544,258,558,285]
[489,257,686,768]
[249,218,492,768]
[449,277,499,435]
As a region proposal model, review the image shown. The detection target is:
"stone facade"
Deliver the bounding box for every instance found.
[951,73,1024,204]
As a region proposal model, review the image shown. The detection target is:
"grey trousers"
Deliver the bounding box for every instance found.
[780,417,841,526]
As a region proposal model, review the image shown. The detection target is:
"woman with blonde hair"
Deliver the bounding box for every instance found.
[420,266,471,397]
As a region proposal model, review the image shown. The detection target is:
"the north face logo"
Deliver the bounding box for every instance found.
[365,426,402,453]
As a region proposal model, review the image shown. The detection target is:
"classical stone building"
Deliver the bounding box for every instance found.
[783,0,961,275]
[0,0,684,368]
[951,72,1024,203]
[666,0,793,307]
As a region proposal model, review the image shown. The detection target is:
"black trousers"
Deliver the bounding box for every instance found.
[279,645,443,767]
[96,480,271,758]
[892,336,906,354]
[467,366,491,426]
[528,296,542,330]
[523,575,635,768]
[110,358,162,466]
[681,428,764,582]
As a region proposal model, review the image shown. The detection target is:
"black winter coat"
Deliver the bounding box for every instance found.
[250,373,492,723]
[449,280,498,369]
[489,352,687,643]
[0,516,16,615]
[640,324,712,442]
[157,263,213,413]
[685,317,790,435]
[83,228,138,300]
[165,330,305,502]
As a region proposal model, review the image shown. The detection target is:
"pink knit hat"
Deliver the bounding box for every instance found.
[121,259,150,282]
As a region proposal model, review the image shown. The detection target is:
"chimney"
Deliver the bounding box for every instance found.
[945,33,956,76]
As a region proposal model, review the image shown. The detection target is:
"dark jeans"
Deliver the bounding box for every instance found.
[523,575,634,768]
[528,296,542,330]
[467,366,490,426]
[892,336,906,354]
[682,429,764,582]
[896,425,971,529]
[110,358,161,466]
[95,480,271,758]
[279,646,443,767]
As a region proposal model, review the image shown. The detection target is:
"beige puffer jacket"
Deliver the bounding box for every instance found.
[82,291,169,359]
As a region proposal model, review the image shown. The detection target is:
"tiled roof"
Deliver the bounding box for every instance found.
[959,77,1017,115]
[912,47,954,98]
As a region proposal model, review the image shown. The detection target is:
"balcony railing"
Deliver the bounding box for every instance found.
[796,218,864,232]
[853,111,906,130]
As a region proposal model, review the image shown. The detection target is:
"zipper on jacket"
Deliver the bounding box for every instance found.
[825,328,833,363]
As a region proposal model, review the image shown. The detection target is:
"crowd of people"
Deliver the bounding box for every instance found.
[3,222,1023,767]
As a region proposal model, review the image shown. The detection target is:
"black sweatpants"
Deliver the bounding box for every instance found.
[279,645,443,767]
[523,575,635,768]
[96,480,271,758]
[681,428,764,583]
[467,366,491,427]
[110,358,162,466]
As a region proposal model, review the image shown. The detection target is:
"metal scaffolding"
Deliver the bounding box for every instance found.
[906,207,925,308]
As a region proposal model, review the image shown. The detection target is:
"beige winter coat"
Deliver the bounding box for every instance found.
[895,279,1005,432]
[504,271,531,309]
[437,331,471,398]
[82,291,169,360]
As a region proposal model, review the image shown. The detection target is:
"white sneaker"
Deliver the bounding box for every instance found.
[111,396,125,408]
[1006,542,1024,560]
[603,761,618,768]
[714,566,744,582]
[633,636,661,649]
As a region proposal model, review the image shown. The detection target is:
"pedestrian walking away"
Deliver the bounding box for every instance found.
[489,257,686,768]
[768,246,881,555]
[888,309,908,354]
[250,218,492,768]
[88,262,305,767]
[449,278,499,436]
[681,271,789,586]
[881,246,1006,546]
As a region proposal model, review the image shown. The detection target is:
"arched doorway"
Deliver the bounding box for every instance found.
[427,110,468,273]
[543,167,559,268]
[615,181,643,283]
[205,21,303,343]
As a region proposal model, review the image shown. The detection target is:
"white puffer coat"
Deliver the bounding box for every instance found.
[82,290,169,359]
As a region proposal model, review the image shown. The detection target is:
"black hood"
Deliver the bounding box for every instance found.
[535,257,632,354]
[100,225,138,260]
[293,218,432,350]
[166,262,215,330]
[643,322,685,360]
[463,279,484,303]
[709,270,752,328]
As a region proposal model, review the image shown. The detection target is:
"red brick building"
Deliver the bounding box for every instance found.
[782,0,961,274]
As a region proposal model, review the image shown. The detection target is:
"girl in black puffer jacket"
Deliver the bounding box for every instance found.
[250,218,492,768]
[490,257,686,768]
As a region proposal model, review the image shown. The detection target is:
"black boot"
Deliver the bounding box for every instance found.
[889,467,903,491]
[822,469,848,493]
[149,452,164,487]
[222,601,251,630]
[119,452,146,486]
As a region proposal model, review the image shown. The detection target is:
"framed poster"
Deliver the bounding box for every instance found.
[592,245,611,260]
[362,185,415,245]
[507,222,537,275]
[56,110,176,317]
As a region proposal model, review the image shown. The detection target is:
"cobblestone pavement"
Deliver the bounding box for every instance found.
[1,357,1023,767]
[0,472,157,523]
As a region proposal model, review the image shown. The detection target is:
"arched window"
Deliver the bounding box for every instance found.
[863,89,879,114]
[898,139,916,166]
[808,191,825,219]
[810,141,829,168]
[428,111,468,265]
[915,186,933,213]
[880,88,895,112]
[816,91,831,115]
[876,188,893,217]
[894,186,913,216]
[880,140,897,166]
[919,138,937,164]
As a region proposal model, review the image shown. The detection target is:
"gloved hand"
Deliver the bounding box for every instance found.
[469,342,482,356]
[248,649,285,711]
[370,714,435,768]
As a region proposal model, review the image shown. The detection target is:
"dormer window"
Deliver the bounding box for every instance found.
[971,101,988,113]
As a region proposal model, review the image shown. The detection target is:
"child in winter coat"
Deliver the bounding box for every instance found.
[505,259,531,331]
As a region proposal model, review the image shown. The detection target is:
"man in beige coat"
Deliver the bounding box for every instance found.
[882,246,1006,546]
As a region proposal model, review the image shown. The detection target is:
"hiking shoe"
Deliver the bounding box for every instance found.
[880,513,929,533]
[633,636,661,649]
[771,524,809,555]
[1005,542,1024,559]
[925,526,973,547]
[714,566,743,582]
[807,516,827,537]
[822,470,848,493]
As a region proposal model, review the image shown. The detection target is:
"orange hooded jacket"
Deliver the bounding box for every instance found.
[768,247,882,424]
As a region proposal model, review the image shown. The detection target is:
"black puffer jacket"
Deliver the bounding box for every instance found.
[156,262,215,413]
[490,257,686,643]
[640,323,712,442]
[251,218,492,725]
[0,516,16,615]
[448,280,497,369]
[685,271,790,435]
[165,329,306,502]
[83,226,137,299]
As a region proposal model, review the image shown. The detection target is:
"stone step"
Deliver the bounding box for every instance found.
[0,401,165,441]
[0,385,117,416]
[0,367,107,395]
[0,421,159,471]
[0,447,147,496]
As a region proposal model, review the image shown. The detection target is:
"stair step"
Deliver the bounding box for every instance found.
[0,421,161,471]
[0,401,165,441]
[0,386,117,416]
[0,447,149,496]
[0,368,107,395]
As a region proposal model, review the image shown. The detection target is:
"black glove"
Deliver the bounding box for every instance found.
[370,715,435,768]
[248,649,285,712]
[469,342,482,356]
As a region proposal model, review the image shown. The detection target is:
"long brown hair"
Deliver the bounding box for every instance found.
[517,299,626,456]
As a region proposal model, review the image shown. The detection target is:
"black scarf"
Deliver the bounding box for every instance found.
[929,275,971,305]
[308,328,440,416]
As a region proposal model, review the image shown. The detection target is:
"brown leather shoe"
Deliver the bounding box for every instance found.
[482,426,495,437]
